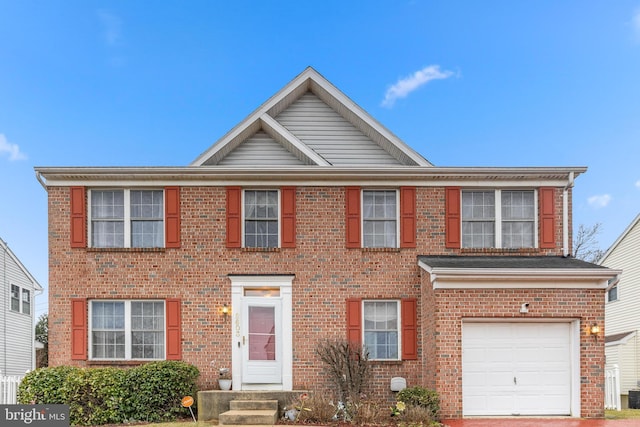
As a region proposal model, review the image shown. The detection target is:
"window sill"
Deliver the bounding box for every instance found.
[241,247,281,253]
[360,247,401,253]
[369,359,403,365]
[87,247,166,253]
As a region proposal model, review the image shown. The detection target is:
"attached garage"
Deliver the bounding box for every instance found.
[462,321,577,416]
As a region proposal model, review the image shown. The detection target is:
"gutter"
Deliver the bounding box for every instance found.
[35,171,47,191]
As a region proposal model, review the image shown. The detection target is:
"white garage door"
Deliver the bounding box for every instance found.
[462,322,572,416]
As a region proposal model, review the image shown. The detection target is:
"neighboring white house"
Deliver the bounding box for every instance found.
[0,237,43,375]
[602,213,640,409]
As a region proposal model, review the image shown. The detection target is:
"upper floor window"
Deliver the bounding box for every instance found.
[462,190,536,248]
[244,190,279,248]
[363,190,398,248]
[89,300,165,360]
[363,300,399,360]
[607,285,618,302]
[90,189,164,248]
[10,284,30,315]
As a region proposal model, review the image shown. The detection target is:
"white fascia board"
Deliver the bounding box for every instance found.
[259,115,330,166]
[418,260,622,290]
[35,166,587,187]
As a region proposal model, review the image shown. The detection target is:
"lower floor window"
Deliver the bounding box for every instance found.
[363,300,399,360]
[90,300,165,360]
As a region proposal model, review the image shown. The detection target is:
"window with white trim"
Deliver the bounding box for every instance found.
[462,190,536,248]
[89,300,165,360]
[363,300,400,360]
[90,189,164,248]
[363,190,398,248]
[607,285,618,302]
[244,190,279,248]
[10,284,30,315]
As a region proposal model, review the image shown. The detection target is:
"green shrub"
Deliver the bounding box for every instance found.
[123,360,199,422]
[17,361,199,426]
[396,386,440,420]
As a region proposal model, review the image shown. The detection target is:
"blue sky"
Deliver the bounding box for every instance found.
[1,1,640,318]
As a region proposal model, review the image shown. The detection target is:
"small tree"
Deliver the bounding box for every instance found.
[573,223,605,263]
[315,339,370,404]
[35,314,48,367]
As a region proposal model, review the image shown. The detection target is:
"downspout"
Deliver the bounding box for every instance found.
[563,172,575,257]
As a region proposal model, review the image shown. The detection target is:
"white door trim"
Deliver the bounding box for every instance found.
[230,275,293,391]
[462,318,580,417]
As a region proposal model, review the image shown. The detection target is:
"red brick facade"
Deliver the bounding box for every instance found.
[45,183,607,418]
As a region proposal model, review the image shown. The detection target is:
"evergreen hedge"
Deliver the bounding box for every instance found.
[17,361,199,426]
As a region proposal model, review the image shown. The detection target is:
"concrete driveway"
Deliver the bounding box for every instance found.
[441,418,640,427]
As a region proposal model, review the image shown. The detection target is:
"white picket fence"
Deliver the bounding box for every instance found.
[0,374,24,404]
[605,364,621,411]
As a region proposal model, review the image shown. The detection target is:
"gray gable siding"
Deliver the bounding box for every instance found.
[276,92,401,166]
[1,242,38,376]
[217,131,306,166]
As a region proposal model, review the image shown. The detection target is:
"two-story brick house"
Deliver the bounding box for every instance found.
[36,67,619,418]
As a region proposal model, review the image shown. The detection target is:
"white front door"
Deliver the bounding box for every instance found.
[462,322,574,416]
[241,297,282,384]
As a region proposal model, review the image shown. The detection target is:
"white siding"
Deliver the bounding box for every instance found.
[603,217,640,398]
[604,219,640,335]
[1,242,38,376]
[218,131,306,166]
[276,92,402,166]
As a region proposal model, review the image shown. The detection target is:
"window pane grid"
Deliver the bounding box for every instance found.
[244,190,278,248]
[501,191,535,248]
[10,285,20,312]
[363,301,399,360]
[91,189,164,248]
[363,190,397,248]
[91,300,164,360]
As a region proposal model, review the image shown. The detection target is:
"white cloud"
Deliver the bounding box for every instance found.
[587,194,611,208]
[0,134,27,161]
[97,9,123,46]
[635,180,640,189]
[381,65,453,108]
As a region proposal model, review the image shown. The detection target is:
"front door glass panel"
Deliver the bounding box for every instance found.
[248,306,276,361]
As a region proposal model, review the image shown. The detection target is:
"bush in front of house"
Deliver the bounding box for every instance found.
[396,386,440,422]
[18,361,199,426]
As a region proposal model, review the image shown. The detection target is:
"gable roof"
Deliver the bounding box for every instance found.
[598,213,640,264]
[0,237,43,292]
[191,67,432,167]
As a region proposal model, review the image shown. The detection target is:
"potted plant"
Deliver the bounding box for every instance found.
[218,368,232,390]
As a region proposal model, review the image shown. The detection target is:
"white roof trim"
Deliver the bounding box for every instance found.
[418,260,621,290]
[259,115,331,166]
[599,213,640,264]
[0,237,43,291]
[190,67,431,167]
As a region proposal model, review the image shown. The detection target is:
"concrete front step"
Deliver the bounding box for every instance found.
[230,399,278,411]
[218,409,278,425]
[219,400,279,425]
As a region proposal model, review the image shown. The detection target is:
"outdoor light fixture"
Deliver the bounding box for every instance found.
[590,323,600,336]
[221,304,230,317]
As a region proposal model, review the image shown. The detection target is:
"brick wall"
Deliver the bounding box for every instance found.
[46,184,595,412]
